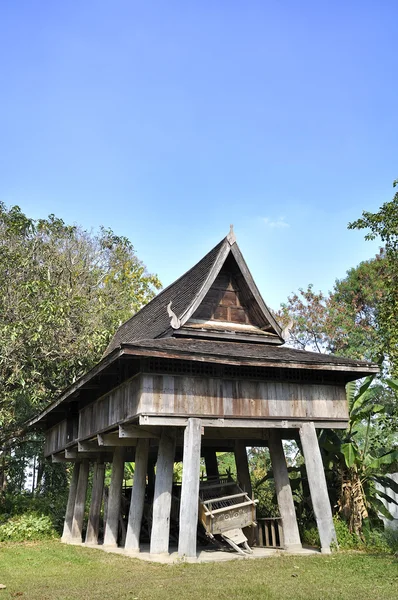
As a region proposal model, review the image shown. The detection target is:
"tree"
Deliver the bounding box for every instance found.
[278,253,387,364]
[0,203,162,487]
[348,180,398,376]
[319,377,398,536]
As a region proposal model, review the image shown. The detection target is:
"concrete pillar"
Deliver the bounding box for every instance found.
[103,447,125,547]
[234,441,252,496]
[71,459,89,542]
[299,422,337,553]
[150,429,176,555]
[61,462,80,542]
[85,460,105,545]
[203,449,219,479]
[125,438,149,552]
[268,431,302,551]
[178,418,202,558]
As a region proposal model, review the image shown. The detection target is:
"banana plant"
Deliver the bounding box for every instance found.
[319,376,398,536]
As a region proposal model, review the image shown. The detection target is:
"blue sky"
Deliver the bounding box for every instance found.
[1,1,396,310]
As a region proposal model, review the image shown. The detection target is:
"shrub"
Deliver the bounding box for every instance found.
[301,525,320,548]
[0,491,67,534]
[333,516,360,550]
[362,526,398,554]
[332,516,398,553]
[0,513,57,542]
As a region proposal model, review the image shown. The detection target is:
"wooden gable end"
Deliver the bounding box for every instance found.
[179,254,281,342]
[191,267,253,325]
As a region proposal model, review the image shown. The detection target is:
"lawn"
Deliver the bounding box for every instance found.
[0,541,397,600]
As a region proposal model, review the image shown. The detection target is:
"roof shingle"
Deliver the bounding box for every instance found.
[104,238,227,354]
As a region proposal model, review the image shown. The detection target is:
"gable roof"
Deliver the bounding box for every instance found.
[104,231,284,356]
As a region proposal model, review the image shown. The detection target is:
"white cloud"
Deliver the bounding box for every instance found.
[262,216,290,229]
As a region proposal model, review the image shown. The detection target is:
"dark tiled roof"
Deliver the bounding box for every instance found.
[104,238,227,355]
[121,337,379,372]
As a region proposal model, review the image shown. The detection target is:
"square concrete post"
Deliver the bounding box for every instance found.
[61,462,80,542]
[85,460,105,545]
[125,438,149,552]
[71,459,90,542]
[150,429,176,555]
[178,418,202,558]
[103,447,125,547]
[299,422,337,553]
[268,431,302,551]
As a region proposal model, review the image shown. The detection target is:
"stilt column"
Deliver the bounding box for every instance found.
[150,429,176,555]
[178,418,202,558]
[234,440,256,545]
[234,441,252,496]
[203,449,219,479]
[125,438,149,552]
[299,422,337,553]
[71,459,90,542]
[85,460,105,545]
[61,462,80,542]
[103,447,125,547]
[268,431,302,551]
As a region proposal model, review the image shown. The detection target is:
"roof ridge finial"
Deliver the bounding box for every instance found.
[227,224,236,245]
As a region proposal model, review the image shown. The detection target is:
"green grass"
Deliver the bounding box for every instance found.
[0,541,397,600]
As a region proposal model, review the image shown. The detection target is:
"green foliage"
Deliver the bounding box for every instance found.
[0,203,161,494]
[0,202,162,440]
[301,516,398,554]
[319,377,398,536]
[332,515,398,554]
[0,513,56,542]
[216,452,237,478]
[332,515,361,549]
[348,180,398,377]
[301,525,320,548]
[278,253,387,365]
[0,488,68,535]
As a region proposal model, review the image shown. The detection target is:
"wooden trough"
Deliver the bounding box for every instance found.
[198,479,258,555]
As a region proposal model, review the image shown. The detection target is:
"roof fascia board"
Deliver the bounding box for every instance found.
[174,328,283,344]
[178,238,231,326]
[230,243,283,339]
[120,344,379,374]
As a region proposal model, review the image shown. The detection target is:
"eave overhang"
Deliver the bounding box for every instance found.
[26,340,379,430]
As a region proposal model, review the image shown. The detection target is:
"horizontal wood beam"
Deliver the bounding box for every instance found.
[203,428,268,440]
[52,453,75,463]
[65,449,113,461]
[77,441,113,453]
[119,424,159,439]
[97,433,137,447]
[139,414,348,429]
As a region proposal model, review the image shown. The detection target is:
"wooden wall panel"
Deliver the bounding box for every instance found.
[78,375,141,440]
[45,372,348,455]
[141,374,348,421]
[44,420,67,457]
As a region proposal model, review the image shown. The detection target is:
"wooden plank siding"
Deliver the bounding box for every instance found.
[44,419,68,456]
[78,375,142,440]
[140,374,348,421]
[43,373,348,457]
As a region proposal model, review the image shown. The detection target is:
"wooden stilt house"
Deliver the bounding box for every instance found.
[28,228,378,558]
